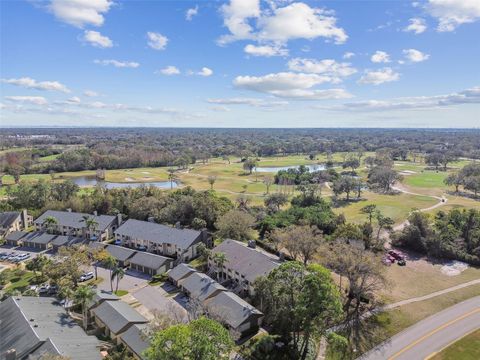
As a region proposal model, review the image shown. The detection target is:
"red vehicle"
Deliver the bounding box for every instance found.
[388,250,405,261]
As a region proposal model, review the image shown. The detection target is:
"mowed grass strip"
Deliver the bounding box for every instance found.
[431,329,480,360]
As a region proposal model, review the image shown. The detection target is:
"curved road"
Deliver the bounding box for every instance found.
[359,296,480,360]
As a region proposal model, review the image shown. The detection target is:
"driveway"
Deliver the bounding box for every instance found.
[131,284,188,322]
[360,296,480,360]
[89,266,148,292]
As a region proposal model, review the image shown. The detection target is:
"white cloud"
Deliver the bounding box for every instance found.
[287,58,357,82]
[186,5,199,21]
[371,50,391,63]
[94,59,140,68]
[82,30,113,48]
[147,32,168,50]
[84,90,99,97]
[210,105,231,112]
[427,0,480,32]
[403,49,430,63]
[343,52,355,59]
[219,1,347,45]
[244,44,288,57]
[5,96,48,105]
[1,77,70,93]
[358,68,400,85]
[157,66,181,75]
[322,86,480,112]
[198,67,213,77]
[233,72,353,99]
[207,97,288,107]
[404,18,427,34]
[66,96,81,104]
[48,0,113,28]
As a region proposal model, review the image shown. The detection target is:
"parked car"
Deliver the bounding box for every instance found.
[15,254,30,262]
[48,284,59,295]
[114,239,122,245]
[397,259,407,266]
[79,272,94,282]
[6,252,18,261]
[137,245,147,251]
[388,250,405,261]
[38,284,49,295]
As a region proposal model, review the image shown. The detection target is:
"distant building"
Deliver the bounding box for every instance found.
[22,232,57,250]
[50,235,84,252]
[0,296,101,360]
[209,239,281,295]
[128,251,173,276]
[0,210,32,238]
[114,219,207,261]
[178,271,227,302]
[118,324,150,360]
[34,210,119,241]
[105,244,137,267]
[168,263,197,286]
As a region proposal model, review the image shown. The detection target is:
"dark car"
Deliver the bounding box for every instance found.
[388,250,405,261]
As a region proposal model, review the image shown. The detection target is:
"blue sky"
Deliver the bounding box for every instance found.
[1,0,479,128]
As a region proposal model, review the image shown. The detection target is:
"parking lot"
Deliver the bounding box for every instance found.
[0,245,49,266]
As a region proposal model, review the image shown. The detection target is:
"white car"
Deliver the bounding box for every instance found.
[79,272,94,282]
[15,254,30,262]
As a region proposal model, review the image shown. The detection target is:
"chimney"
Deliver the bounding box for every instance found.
[175,221,182,229]
[21,209,28,230]
[5,349,16,360]
[117,213,122,226]
[93,211,98,216]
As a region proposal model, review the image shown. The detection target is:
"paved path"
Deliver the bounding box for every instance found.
[359,296,480,360]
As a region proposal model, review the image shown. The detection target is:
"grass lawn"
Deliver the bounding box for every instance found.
[431,329,480,360]
[383,258,480,303]
[333,191,437,225]
[114,289,128,296]
[38,154,61,162]
[403,171,448,190]
[0,268,39,293]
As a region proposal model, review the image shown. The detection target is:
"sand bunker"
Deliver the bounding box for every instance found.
[141,171,151,174]
[440,260,469,276]
[125,177,135,182]
[399,170,417,176]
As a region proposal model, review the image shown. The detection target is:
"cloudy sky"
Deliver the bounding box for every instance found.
[1,0,479,128]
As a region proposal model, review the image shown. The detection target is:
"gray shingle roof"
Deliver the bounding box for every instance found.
[0,211,20,229]
[88,290,120,309]
[179,272,226,302]
[106,244,137,262]
[168,263,197,283]
[119,324,149,359]
[35,210,116,232]
[5,230,28,242]
[0,296,101,360]
[23,232,57,245]
[88,241,107,251]
[92,300,147,334]
[51,235,83,247]
[212,239,280,283]
[129,252,172,270]
[115,219,202,249]
[205,291,263,329]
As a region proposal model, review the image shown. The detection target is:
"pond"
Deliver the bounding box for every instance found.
[71,176,180,189]
[254,164,326,173]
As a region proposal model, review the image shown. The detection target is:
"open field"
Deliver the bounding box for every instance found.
[431,329,480,360]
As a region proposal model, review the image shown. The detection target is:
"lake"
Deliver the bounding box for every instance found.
[71,176,179,189]
[254,164,326,173]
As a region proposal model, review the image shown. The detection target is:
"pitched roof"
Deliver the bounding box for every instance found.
[51,235,83,247]
[205,291,263,329]
[5,230,28,242]
[0,296,101,360]
[35,210,116,232]
[106,244,137,262]
[168,263,197,282]
[179,272,226,302]
[0,211,20,229]
[129,251,172,270]
[119,324,149,359]
[115,219,202,249]
[22,232,57,245]
[92,300,147,334]
[88,241,107,251]
[88,290,120,309]
[212,239,280,283]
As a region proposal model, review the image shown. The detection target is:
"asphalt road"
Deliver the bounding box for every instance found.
[360,296,480,360]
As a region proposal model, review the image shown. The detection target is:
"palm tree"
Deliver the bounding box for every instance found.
[103,255,118,292]
[207,176,217,190]
[43,216,58,234]
[167,169,177,189]
[111,267,126,293]
[82,215,99,241]
[211,252,227,281]
[74,285,96,330]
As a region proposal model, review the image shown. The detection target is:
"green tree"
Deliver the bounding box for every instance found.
[254,262,343,359]
[112,266,125,292]
[82,215,99,240]
[103,255,118,292]
[243,158,257,174]
[215,210,255,241]
[207,176,217,190]
[144,317,234,360]
[360,204,377,226]
[43,215,58,234]
[74,285,96,330]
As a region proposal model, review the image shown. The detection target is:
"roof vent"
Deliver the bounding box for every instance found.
[29,318,35,322]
